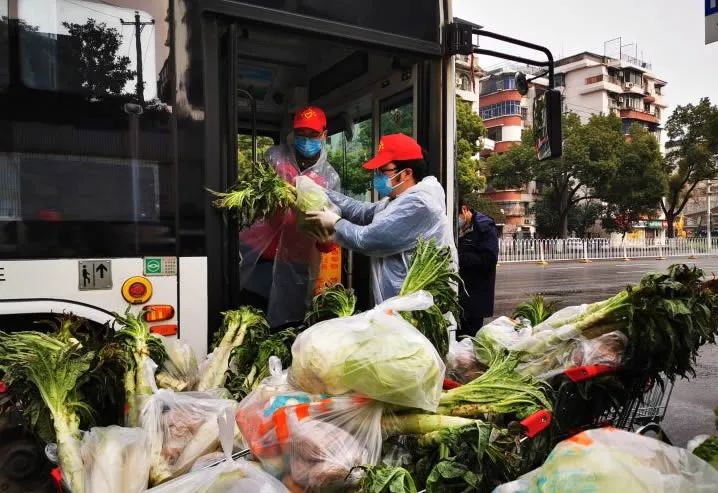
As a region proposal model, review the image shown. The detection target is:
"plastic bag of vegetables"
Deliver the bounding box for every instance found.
[492,428,718,493]
[294,175,338,234]
[140,372,240,486]
[445,338,486,384]
[239,393,384,492]
[80,426,150,493]
[235,357,321,476]
[288,291,446,411]
[147,409,289,493]
[157,339,200,392]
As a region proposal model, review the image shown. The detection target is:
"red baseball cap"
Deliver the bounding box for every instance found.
[293,106,326,132]
[362,133,424,170]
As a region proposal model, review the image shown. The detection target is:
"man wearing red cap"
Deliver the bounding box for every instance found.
[240,105,340,327]
[305,133,456,303]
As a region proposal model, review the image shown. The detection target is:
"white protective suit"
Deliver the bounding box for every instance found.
[239,141,340,327]
[328,176,457,303]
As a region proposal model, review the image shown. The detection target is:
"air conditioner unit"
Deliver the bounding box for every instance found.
[627,82,634,88]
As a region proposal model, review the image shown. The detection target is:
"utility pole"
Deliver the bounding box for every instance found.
[121,11,154,105]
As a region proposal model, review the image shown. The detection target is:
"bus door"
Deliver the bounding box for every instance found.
[217,18,432,325]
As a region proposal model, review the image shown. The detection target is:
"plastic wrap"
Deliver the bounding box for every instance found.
[570,331,627,368]
[237,392,383,492]
[80,426,149,493]
[140,388,239,485]
[446,338,486,384]
[492,428,718,493]
[288,292,446,411]
[157,339,200,392]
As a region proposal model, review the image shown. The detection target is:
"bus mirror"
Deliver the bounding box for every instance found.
[534,88,562,160]
[515,72,529,96]
[341,112,354,142]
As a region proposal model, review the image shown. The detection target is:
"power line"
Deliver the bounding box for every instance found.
[142,24,154,67]
[65,0,123,21]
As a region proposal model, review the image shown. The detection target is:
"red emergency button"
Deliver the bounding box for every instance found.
[121,276,153,304]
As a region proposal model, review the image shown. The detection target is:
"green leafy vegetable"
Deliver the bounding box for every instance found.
[513,294,559,326]
[114,309,167,426]
[400,238,461,358]
[304,283,357,326]
[693,436,718,469]
[0,331,94,493]
[438,351,552,419]
[198,307,268,391]
[209,161,297,228]
[358,465,418,493]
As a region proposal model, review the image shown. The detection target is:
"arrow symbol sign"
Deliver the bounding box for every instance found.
[96,263,108,279]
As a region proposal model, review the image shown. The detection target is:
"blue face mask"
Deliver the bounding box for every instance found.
[373,170,405,198]
[295,136,322,158]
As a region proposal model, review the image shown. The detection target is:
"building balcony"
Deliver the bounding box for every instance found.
[480,137,496,152]
[619,108,659,124]
[582,75,623,95]
[623,82,647,95]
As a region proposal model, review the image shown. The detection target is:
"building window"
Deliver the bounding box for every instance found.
[480,74,517,95]
[655,85,662,95]
[480,100,522,120]
[487,126,502,142]
[521,107,528,120]
[554,73,565,87]
[624,70,643,86]
[459,74,471,91]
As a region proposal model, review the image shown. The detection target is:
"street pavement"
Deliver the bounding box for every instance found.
[493,256,718,446]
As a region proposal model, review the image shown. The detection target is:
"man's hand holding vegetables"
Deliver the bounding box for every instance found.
[305,133,456,303]
[239,106,341,327]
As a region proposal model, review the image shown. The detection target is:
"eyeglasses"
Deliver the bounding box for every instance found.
[377,167,399,176]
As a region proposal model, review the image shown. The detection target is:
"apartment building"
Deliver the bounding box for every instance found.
[555,51,667,140]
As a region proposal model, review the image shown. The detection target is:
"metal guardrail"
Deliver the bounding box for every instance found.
[498,238,718,263]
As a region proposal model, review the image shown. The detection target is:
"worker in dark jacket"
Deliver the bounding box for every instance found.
[457,198,499,337]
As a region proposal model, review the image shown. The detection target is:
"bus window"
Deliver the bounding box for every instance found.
[0,1,174,258]
[327,118,372,200]
[380,90,414,137]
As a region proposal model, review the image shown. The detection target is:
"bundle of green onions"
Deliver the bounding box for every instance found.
[400,238,462,358]
[304,283,357,326]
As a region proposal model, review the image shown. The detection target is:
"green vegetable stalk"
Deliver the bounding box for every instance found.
[0,332,94,493]
[357,465,418,493]
[400,239,462,357]
[513,294,559,326]
[198,307,268,391]
[304,283,357,326]
[437,351,552,419]
[114,309,167,426]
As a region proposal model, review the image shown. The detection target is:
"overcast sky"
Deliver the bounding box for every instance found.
[453,0,718,110]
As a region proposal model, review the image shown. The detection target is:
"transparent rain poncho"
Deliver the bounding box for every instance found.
[328,176,456,303]
[239,139,340,328]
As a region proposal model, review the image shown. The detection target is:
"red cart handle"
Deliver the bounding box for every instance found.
[520,409,552,438]
[563,364,616,383]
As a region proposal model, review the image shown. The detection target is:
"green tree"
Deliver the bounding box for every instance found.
[237,134,275,178]
[488,113,625,238]
[462,194,506,224]
[661,98,718,237]
[328,120,373,196]
[62,18,135,98]
[456,98,486,197]
[601,124,666,237]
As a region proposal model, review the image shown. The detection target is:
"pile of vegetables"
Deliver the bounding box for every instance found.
[693,406,718,469]
[304,283,357,326]
[512,294,558,326]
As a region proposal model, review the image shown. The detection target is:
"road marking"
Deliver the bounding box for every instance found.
[550,266,585,270]
[616,270,649,274]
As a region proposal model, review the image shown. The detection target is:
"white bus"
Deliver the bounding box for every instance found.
[0,0,560,360]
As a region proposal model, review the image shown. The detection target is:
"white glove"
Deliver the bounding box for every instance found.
[304,208,341,230]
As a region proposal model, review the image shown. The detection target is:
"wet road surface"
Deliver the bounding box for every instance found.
[493,256,718,446]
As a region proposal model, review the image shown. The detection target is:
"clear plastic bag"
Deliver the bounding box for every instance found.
[157,339,200,392]
[492,428,718,493]
[570,331,627,368]
[235,358,320,477]
[148,408,290,493]
[288,291,446,411]
[238,393,384,492]
[80,425,149,493]
[446,338,486,384]
[140,388,239,486]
